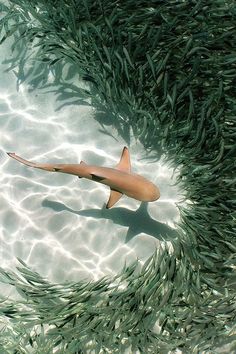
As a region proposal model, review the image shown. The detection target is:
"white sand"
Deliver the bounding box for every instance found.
[0,38,183,285]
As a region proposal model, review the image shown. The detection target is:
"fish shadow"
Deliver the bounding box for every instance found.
[42,199,178,243]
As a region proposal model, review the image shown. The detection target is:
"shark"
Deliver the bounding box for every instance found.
[7,147,160,208]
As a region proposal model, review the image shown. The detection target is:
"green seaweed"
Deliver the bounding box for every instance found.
[0,0,236,352]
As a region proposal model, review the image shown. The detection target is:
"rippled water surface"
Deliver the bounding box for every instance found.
[0,39,184,286]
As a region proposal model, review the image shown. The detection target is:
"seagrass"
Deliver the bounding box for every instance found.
[0,0,235,352]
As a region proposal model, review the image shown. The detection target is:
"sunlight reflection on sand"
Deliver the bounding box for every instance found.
[0,40,184,284]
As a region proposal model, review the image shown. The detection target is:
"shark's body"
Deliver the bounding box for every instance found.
[7,147,160,208]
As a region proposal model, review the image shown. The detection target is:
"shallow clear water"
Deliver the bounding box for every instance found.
[0,39,183,287]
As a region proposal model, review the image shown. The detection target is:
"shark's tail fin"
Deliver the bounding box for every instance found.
[7,152,56,172]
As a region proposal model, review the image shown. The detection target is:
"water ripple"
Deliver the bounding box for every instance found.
[0,40,185,283]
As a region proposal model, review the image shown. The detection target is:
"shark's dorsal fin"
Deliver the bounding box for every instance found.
[106,188,123,209]
[78,160,86,178]
[116,147,131,173]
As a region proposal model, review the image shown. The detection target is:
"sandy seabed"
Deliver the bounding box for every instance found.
[0,39,183,291]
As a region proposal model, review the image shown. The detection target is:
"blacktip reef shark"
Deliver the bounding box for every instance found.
[7,147,160,208]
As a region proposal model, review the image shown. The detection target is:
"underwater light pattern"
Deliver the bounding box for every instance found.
[0,39,183,286]
[0,1,235,352]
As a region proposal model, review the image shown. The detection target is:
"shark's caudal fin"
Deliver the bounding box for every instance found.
[106,147,131,208]
[7,152,54,171]
[7,152,39,168]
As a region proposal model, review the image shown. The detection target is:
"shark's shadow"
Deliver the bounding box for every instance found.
[42,199,178,243]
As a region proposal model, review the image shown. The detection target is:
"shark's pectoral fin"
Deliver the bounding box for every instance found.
[106,188,123,209]
[116,147,131,173]
[91,173,105,182]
